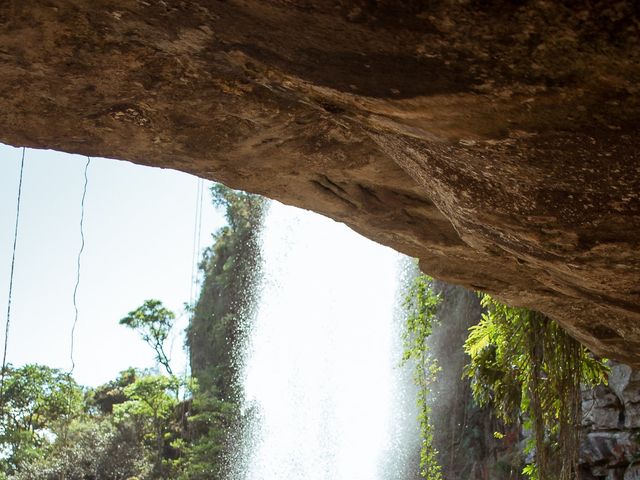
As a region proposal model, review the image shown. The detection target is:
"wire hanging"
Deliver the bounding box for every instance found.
[194,178,205,295]
[0,147,27,411]
[69,156,91,375]
[189,178,205,310]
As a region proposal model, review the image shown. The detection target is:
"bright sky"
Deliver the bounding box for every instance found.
[0,143,223,387]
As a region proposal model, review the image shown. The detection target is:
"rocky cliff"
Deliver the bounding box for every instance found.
[430,282,523,480]
[581,363,640,480]
[1,1,638,363]
[431,283,640,480]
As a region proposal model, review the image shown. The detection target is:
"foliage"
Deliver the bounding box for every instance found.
[402,273,443,480]
[115,374,181,477]
[12,417,151,480]
[0,364,83,475]
[184,184,264,479]
[120,300,176,376]
[187,184,264,398]
[178,389,238,480]
[87,367,138,414]
[464,294,609,480]
[3,366,189,480]
[4,184,266,480]
[116,374,180,421]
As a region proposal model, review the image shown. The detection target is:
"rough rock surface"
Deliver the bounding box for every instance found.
[429,280,522,480]
[609,363,640,429]
[429,284,640,480]
[1,1,639,362]
[429,281,486,479]
[580,362,640,480]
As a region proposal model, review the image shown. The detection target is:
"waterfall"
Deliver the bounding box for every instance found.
[232,201,420,480]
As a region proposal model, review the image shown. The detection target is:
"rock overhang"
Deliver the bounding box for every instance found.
[0,0,638,363]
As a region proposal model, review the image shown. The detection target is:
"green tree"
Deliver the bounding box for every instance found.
[178,386,238,480]
[187,185,264,397]
[464,294,609,480]
[115,374,180,478]
[87,367,138,414]
[12,416,151,480]
[0,364,83,475]
[183,184,264,479]
[120,300,176,376]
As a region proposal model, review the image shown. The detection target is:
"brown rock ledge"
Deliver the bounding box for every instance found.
[1,1,638,363]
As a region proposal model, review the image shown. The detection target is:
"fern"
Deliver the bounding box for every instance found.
[463,294,609,479]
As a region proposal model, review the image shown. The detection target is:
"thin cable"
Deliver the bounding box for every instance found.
[69,156,90,375]
[194,179,205,292]
[189,178,204,308]
[188,180,199,307]
[183,178,204,383]
[0,147,27,408]
[181,178,204,416]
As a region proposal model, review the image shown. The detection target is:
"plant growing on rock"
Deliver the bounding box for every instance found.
[464,294,609,480]
[403,272,443,480]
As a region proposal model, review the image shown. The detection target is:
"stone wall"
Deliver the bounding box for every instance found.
[430,281,523,480]
[430,283,640,480]
[581,363,640,480]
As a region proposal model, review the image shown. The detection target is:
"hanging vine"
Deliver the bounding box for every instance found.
[402,272,443,480]
[464,294,609,479]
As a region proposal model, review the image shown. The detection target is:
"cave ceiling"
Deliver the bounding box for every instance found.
[1,1,639,363]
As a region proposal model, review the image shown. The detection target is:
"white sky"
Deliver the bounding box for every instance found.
[0,143,223,387]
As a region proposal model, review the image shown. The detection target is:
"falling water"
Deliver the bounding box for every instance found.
[232,201,420,480]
